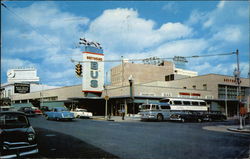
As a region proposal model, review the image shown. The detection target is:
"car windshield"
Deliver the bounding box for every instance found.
[0,114,29,129]
[78,109,87,112]
[55,108,68,112]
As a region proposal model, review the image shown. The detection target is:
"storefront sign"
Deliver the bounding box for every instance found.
[82,50,104,93]
[224,78,241,84]
[14,83,30,94]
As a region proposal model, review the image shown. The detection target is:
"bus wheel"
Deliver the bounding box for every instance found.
[157,114,163,121]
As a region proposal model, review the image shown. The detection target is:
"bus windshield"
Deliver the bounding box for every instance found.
[140,104,151,110]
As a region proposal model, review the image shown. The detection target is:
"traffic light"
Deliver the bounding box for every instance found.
[75,63,82,76]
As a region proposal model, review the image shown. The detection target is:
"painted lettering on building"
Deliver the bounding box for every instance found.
[82,52,104,93]
[224,78,241,84]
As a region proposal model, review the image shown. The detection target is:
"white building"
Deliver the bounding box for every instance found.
[1,68,58,103]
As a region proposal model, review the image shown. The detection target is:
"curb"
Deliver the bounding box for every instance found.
[227,128,250,134]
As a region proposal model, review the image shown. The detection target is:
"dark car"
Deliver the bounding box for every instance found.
[170,111,203,123]
[18,107,35,117]
[40,106,50,114]
[202,111,227,121]
[0,111,38,158]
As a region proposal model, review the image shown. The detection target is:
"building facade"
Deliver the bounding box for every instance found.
[111,61,197,86]
[2,62,249,117]
[0,68,57,106]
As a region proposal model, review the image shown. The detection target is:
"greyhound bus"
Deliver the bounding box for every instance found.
[139,98,208,121]
[160,98,208,111]
[139,102,173,121]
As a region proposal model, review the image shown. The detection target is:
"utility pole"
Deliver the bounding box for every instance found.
[234,49,243,129]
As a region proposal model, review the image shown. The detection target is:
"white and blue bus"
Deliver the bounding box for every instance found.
[160,98,208,112]
[139,98,208,121]
[139,102,172,121]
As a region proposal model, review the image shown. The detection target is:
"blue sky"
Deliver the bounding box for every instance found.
[1,1,249,86]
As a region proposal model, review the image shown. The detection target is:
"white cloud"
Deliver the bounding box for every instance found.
[186,10,207,26]
[189,60,249,78]
[212,26,242,42]
[216,1,225,9]
[14,2,88,30]
[86,8,193,53]
[1,58,37,73]
[162,2,178,14]
[122,39,208,60]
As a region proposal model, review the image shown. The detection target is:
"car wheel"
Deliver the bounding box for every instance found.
[181,118,185,123]
[157,114,163,121]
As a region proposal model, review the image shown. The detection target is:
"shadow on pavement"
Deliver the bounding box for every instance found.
[34,127,119,159]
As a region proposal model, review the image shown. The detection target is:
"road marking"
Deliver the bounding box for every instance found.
[108,123,120,126]
[45,134,56,137]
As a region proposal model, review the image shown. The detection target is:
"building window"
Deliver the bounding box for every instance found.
[203,84,207,90]
[165,74,175,81]
[193,85,196,89]
[165,75,170,81]
[8,90,11,97]
[183,87,187,89]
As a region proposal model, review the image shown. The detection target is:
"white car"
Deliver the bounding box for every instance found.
[71,108,93,118]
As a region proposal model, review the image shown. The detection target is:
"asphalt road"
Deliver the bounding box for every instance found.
[29,116,250,159]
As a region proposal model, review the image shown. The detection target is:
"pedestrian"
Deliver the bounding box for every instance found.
[121,108,125,120]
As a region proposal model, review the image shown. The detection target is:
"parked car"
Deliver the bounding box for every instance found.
[44,107,75,121]
[18,107,35,117]
[202,111,227,121]
[40,106,50,114]
[31,107,43,115]
[0,106,15,112]
[70,108,93,119]
[170,111,203,123]
[0,111,38,158]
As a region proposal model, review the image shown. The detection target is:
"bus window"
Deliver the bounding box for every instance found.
[200,102,206,106]
[183,101,191,105]
[151,105,156,110]
[156,105,159,110]
[192,102,199,106]
[173,101,182,105]
[161,106,171,109]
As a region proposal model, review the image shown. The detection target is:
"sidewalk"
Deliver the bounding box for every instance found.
[227,125,250,133]
[203,125,250,134]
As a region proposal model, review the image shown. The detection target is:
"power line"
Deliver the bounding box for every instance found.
[71,52,236,63]
[1,2,58,47]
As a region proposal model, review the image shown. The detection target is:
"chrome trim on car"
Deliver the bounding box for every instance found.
[0,149,39,159]
[3,142,29,145]
[6,144,37,150]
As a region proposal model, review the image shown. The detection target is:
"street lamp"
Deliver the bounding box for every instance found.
[128,75,135,114]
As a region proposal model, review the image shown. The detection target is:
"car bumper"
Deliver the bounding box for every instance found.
[170,118,182,121]
[1,143,38,159]
[61,117,74,120]
[141,115,156,120]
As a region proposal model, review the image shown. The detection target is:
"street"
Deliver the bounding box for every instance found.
[29,116,250,159]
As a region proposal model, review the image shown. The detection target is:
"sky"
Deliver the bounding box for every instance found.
[1,1,249,86]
